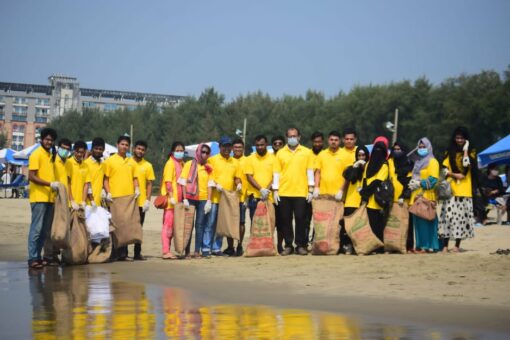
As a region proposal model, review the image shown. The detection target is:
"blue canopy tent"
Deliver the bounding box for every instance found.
[0,148,28,166]
[478,134,510,168]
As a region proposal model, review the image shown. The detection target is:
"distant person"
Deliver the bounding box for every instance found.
[65,141,91,211]
[339,127,358,166]
[85,137,106,207]
[271,135,285,154]
[478,163,505,225]
[307,131,324,245]
[270,135,285,252]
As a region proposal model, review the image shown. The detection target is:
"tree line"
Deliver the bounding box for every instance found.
[48,68,510,177]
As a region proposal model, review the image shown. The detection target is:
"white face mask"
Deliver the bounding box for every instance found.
[287,137,299,147]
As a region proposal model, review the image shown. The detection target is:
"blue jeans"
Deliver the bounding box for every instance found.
[203,203,219,253]
[28,203,54,263]
[248,196,260,222]
[188,199,208,253]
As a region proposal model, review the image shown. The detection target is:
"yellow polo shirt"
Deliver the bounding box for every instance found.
[363,163,389,210]
[338,147,357,166]
[161,158,181,209]
[273,144,313,198]
[104,154,136,198]
[442,152,474,198]
[344,178,362,209]
[179,160,211,202]
[132,157,155,207]
[208,154,240,204]
[65,156,90,203]
[410,158,439,204]
[234,155,249,202]
[54,156,69,192]
[244,152,275,201]
[28,146,55,203]
[84,157,105,206]
[316,148,345,195]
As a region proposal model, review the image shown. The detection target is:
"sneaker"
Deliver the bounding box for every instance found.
[202,251,211,258]
[280,247,294,256]
[223,247,235,256]
[474,222,483,227]
[212,251,228,257]
[296,247,308,256]
[236,246,244,257]
[502,221,510,226]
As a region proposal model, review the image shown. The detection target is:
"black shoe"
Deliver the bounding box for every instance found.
[223,247,235,256]
[296,247,308,256]
[212,251,228,257]
[133,254,146,261]
[280,247,294,256]
[236,246,244,257]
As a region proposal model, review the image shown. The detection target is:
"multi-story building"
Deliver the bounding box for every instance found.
[0,75,185,150]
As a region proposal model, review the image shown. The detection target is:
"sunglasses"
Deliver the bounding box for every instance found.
[273,142,283,146]
[201,150,210,155]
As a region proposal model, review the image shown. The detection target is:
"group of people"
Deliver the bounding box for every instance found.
[26,125,506,268]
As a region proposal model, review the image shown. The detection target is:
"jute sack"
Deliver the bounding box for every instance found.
[311,197,344,255]
[62,210,89,265]
[344,204,383,255]
[50,183,71,249]
[110,194,143,248]
[216,190,240,240]
[384,203,409,253]
[173,203,196,256]
[245,200,276,257]
[87,234,113,264]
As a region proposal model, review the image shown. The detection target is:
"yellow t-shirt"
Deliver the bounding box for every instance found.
[161,158,181,209]
[84,157,105,206]
[310,152,320,170]
[388,158,412,203]
[132,158,155,207]
[363,163,389,210]
[344,178,362,209]
[54,156,69,192]
[65,157,90,203]
[179,160,211,202]
[442,152,474,198]
[244,152,275,201]
[273,145,314,198]
[410,158,440,204]
[316,148,345,196]
[338,147,357,166]
[208,154,240,204]
[234,156,249,202]
[28,146,55,203]
[104,154,136,198]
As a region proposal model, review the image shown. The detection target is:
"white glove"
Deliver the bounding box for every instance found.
[169,197,177,205]
[441,167,449,178]
[204,200,212,214]
[353,160,366,168]
[106,192,113,202]
[216,183,223,192]
[50,182,59,191]
[236,183,242,192]
[134,187,140,199]
[273,190,280,205]
[100,190,107,199]
[312,187,320,198]
[463,140,469,152]
[142,199,150,212]
[398,198,404,206]
[462,156,470,167]
[408,179,420,191]
[335,190,343,201]
[306,192,313,203]
[260,188,271,200]
[87,186,93,195]
[79,201,86,210]
[183,199,190,209]
[71,200,80,211]
[90,201,97,210]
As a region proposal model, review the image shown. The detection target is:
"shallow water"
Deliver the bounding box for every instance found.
[0,262,506,339]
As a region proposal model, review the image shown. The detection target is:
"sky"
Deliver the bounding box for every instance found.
[1,0,509,100]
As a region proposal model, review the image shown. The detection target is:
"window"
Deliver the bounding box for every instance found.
[127,105,137,111]
[14,97,27,105]
[36,98,50,106]
[13,124,25,132]
[35,116,47,123]
[11,124,25,150]
[82,101,97,108]
[12,115,27,122]
[36,107,48,115]
[14,106,28,115]
[0,96,4,103]
[103,103,118,112]
[0,114,4,121]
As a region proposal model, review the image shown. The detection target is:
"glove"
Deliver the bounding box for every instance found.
[462,156,470,167]
[50,182,59,191]
[169,197,177,205]
[260,188,270,200]
[236,183,242,192]
[335,190,343,201]
[79,201,86,210]
[71,201,80,211]
[204,200,212,214]
[398,198,404,206]
[408,179,420,191]
[183,199,190,209]
[306,192,313,203]
[106,192,113,202]
[216,183,223,192]
[100,190,107,199]
[463,140,469,152]
[353,160,366,168]
[441,167,449,178]
[273,190,280,206]
[90,201,97,210]
[87,186,93,195]
[134,187,140,199]
[142,200,150,212]
[312,187,320,198]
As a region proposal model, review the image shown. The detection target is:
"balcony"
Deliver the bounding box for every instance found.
[12,115,27,122]
[35,116,48,123]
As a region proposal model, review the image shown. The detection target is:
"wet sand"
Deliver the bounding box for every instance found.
[1,197,510,334]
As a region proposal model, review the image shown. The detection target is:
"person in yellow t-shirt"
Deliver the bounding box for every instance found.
[84,137,106,207]
[307,131,324,246]
[27,128,59,269]
[338,127,358,170]
[65,141,91,211]
[360,136,390,253]
[314,131,344,198]
[272,128,315,256]
[103,135,140,261]
[129,140,155,260]
[270,135,285,252]
[439,127,476,252]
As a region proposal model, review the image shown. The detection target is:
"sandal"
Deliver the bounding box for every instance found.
[162,253,177,260]
[29,260,43,269]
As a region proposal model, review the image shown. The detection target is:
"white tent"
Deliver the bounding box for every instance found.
[12,143,40,160]
[85,141,118,158]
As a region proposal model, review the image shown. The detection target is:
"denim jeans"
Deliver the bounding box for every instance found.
[188,199,208,253]
[248,196,260,222]
[28,203,54,263]
[203,203,222,253]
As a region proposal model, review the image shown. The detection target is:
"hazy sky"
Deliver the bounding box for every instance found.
[1,0,509,100]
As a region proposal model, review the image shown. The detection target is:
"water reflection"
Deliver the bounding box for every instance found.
[0,263,499,339]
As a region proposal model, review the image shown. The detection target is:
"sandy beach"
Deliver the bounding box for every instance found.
[1,197,510,333]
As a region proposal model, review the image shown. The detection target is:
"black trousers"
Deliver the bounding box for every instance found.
[367,207,385,252]
[406,212,414,250]
[118,207,145,258]
[279,196,308,249]
[340,207,356,248]
[274,203,284,252]
[305,202,313,243]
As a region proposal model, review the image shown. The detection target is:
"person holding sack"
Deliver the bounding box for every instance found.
[407,137,440,253]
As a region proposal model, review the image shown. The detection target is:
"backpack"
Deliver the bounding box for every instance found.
[375,179,394,209]
[435,179,452,201]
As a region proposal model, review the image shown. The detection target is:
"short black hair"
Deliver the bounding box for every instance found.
[134,140,148,149]
[40,128,57,140]
[311,131,324,140]
[73,140,87,151]
[328,130,341,138]
[271,135,285,144]
[58,138,72,147]
[286,127,301,137]
[232,138,244,146]
[92,137,105,148]
[254,135,268,143]
[117,135,131,144]
[488,163,498,170]
[171,141,185,152]
[342,127,357,137]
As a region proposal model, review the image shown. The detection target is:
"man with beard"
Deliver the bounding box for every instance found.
[85,137,106,207]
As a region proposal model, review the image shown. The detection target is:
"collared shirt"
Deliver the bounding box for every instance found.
[54,156,69,192]
[208,154,240,204]
[244,151,275,201]
[104,154,136,198]
[65,156,90,203]
[338,147,357,166]
[162,158,180,208]
[234,155,249,202]
[316,148,345,195]
[85,156,105,206]
[273,144,314,198]
[178,160,212,202]
[132,157,155,207]
[28,146,55,203]
[442,152,474,198]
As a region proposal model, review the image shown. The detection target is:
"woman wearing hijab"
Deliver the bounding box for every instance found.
[360,136,390,252]
[178,143,214,258]
[160,142,186,259]
[341,145,370,254]
[407,138,440,253]
[439,127,477,252]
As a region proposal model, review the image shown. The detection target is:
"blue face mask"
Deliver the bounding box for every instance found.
[287,137,299,147]
[58,148,70,159]
[173,151,184,160]
[417,148,429,157]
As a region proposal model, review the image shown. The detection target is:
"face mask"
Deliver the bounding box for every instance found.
[490,169,499,176]
[417,148,429,157]
[173,151,184,160]
[287,137,299,147]
[393,150,403,158]
[58,148,70,159]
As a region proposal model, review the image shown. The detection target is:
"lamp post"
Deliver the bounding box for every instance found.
[385,108,399,144]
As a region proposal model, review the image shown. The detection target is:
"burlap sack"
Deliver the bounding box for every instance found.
[344,204,383,255]
[216,190,240,240]
[87,235,113,264]
[109,194,143,247]
[173,203,196,256]
[245,201,276,257]
[62,210,89,265]
[50,183,71,249]
[384,203,409,253]
[312,198,344,255]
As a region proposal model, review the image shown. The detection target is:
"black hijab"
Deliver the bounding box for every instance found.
[344,145,370,184]
[390,142,413,183]
[366,142,388,178]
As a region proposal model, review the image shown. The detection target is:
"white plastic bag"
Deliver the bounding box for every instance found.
[85,206,111,242]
